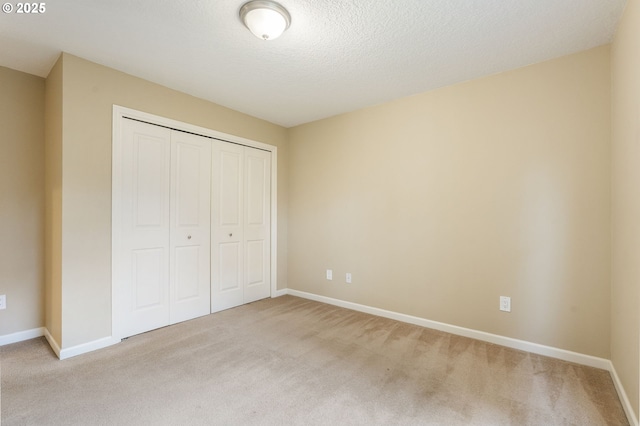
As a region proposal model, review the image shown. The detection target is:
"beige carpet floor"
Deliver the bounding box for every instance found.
[0,295,629,425]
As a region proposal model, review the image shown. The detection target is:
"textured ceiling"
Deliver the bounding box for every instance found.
[0,0,628,127]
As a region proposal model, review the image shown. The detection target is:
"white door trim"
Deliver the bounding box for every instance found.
[112,105,278,340]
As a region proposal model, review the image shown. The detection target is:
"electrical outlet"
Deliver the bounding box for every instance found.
[346,273,352,283]
[326,269,333,280]
[0,294,6,310]
[499,296,511,312]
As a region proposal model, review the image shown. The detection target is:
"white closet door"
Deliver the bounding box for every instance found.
[211,142,271,312]
[169,131,211,324]
[119,120,171,337]
[211,141,245,312]
[243,148,271,303]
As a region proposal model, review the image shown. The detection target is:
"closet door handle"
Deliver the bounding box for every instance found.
[229,233,233,237]
[187,235,192,240]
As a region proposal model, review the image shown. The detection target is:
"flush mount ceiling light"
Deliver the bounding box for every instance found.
[239,0,291,41]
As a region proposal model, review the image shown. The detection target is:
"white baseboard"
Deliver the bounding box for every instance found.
[609,362,639,426]
[272,289,287,297]
[58,336,121,360]
[43,328,61,358]
[43,329,120,360]
[0,327,44,346]
[286,289,610,369]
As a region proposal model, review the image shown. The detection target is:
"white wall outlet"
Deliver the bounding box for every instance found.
[346,273,352,283]
[0,294,6,310]
[326,269,333,280]
[500,296,511,312]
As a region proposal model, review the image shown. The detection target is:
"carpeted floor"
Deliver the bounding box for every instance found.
[0,295,629,425]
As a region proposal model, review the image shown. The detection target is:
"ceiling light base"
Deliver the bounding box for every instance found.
[240,0,291,41]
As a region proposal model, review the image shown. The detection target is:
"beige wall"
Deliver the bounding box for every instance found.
[288,46,611,358]
[612,0,640,419]
[0,66,45,336]
[44,56,63,344]
[54,53,288,348]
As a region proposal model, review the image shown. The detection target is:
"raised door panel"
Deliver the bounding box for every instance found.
[211,141,244,312]
[219,242,241,290]
[245,240,266,286]
[169,131,211,324]
[132,248,164,309]
[174,246,200,300]
[220,150,242,227]
[119,119,171,338]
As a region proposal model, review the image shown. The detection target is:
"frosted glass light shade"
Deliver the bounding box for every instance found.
[240,1,291,41]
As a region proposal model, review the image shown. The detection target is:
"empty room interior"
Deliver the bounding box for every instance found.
[1,0,639,424]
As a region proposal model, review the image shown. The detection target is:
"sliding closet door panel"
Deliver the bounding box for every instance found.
[244,148,271,303]
[211,141,244,312]
[119,119,171,338]
[115,113,275,341]
[170,131,211,324]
